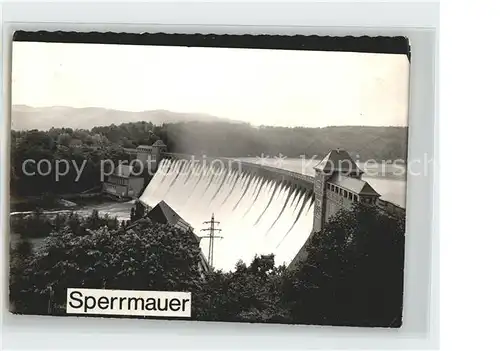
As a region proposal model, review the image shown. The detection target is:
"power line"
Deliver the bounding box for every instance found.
[200,213,223,269]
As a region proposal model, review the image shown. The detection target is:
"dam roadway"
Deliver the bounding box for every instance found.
[157,152,315,189]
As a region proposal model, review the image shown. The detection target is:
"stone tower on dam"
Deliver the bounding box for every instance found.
[135,139,168,172]
[313,149,381,232]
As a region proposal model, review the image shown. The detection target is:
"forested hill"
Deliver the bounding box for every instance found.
[167,123,408,161]
[12,120,408,162]
[11,105,240,130]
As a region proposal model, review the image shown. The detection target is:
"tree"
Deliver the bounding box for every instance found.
[67,212,85,235]
[134,201,145,219]
[11,208,54,239]
[10,218,204,315]
[130,202,145,222]
[56,133,72,146]
[194,254,290,323]
[12,239,34,261]
[283,204,405,327]
[86,209,101,230]
[54,213,65,231]
[10,126,131,197]
[9,239,34,312]
[9,239,34,278]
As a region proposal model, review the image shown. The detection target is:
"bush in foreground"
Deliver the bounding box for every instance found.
[10,218,203,315]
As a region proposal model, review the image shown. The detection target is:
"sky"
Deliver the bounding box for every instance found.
[12,41,410,127]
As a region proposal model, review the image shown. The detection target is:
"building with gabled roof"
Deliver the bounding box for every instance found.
[147,200,194,233]
[287,148,388,270]
[313,149,381,233]
[313,148,364,177]
[146,200,210,274]
[330,174,378,195]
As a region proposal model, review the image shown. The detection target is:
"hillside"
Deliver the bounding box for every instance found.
[11,105,239,130]
[10,106,408,162]
[164,122,408,162]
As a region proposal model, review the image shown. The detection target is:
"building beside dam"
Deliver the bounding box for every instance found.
[137,140,168,171]
[102,164,144,200]
[289,149,395,269]
[312,149,381,233]
[123,139,168,172]
[103,140,168,200]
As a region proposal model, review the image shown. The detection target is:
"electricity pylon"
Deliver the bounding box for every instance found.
[200,213,223,269]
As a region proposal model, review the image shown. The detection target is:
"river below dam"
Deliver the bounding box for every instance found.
[10,200,137,251]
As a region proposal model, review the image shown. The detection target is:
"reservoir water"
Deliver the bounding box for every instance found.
[239,157,407,208]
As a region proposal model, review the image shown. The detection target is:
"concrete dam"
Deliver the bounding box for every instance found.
[137,149,406,272]
[139,154,316,271]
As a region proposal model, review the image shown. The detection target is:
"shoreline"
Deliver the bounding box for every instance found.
[9,193,113,213]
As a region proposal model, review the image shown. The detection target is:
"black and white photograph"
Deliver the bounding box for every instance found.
[9,32,410,328]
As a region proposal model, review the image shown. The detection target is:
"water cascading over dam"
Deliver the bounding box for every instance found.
[140,157,315,271]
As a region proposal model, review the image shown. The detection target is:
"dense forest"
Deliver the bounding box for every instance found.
[10,203,405,327]
[162,122,408,161]
[11,120,407,197]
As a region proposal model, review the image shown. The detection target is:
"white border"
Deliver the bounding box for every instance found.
[1,2,438,350]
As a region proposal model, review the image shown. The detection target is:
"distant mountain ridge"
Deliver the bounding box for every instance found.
[11,105,241,131]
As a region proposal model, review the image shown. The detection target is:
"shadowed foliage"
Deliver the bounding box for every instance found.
[283,204,405,327]
[10,218,203,315]
[10,205,405,327]
[194,255,290,323]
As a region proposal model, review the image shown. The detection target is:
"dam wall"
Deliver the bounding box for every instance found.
[140,155,315,271]
[138,152,405,271]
